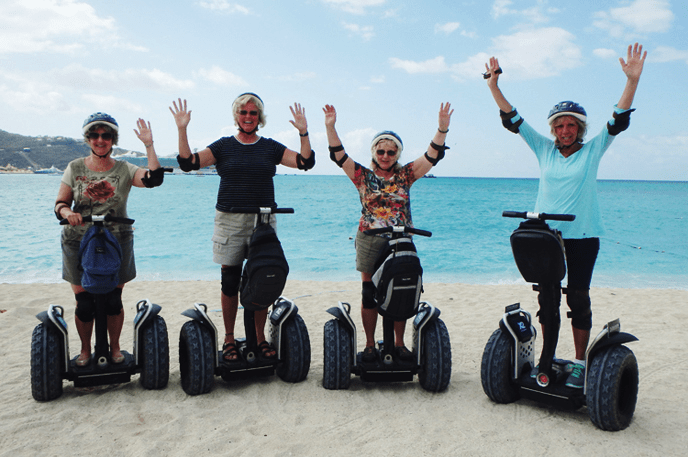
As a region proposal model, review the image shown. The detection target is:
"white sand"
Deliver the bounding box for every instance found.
[1,280,687,456]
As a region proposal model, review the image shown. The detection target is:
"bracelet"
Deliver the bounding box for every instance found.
[144,142,154,148]
[299,131,309,137]
[438,128,449,134]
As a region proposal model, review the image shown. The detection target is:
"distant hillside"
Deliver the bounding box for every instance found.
[0,129,142,170]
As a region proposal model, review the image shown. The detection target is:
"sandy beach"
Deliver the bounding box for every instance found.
[1,280,687,456]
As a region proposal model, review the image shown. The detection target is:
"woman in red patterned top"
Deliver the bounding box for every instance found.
[323,103,453,362]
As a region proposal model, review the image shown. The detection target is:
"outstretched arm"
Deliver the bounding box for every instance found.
[132,118,163,188]
[413,102,453,180]
[169,98,215,169]
[323,104,355,179]
[485,57,513,113]
[281,103,314,169]
[617,43,647,110]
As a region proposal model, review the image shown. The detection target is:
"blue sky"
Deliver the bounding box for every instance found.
[1,0,686,180]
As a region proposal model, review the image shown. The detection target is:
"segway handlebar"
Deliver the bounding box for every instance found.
[60,215,135,225]
[502,211,575,222]
[364,226,432,238]
[227,207,294,214]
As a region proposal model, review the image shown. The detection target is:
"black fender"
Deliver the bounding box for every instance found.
[588,332,638,359]
[181,303,219,367]
[326,302,356,335]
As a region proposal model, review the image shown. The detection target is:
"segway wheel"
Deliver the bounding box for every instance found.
[418,318,452,392]
[480,328,520,403]
[586,345,639,431]
[179,321,215,395]
[139,315,170,390]
[322,319,353,390]
[276,314,311,383]
[30,323,64,401]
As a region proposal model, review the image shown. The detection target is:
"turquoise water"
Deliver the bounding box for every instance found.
[1,174,686,289]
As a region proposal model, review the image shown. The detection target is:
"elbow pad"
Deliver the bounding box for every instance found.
[500,109,524,134]
[607,108,635,136]
[141,167,165,188]
[296,150,316,170]
[177,153,200,172]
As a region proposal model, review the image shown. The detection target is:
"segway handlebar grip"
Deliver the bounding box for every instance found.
[227,207,294,214]
[363,226,432,237]
[59,215,135,225]
[502,211,575,222]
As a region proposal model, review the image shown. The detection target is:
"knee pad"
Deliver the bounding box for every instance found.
[75,291,95,322]
[566,288,592,330]
[221,265,242,297]
[105,288,123,316]
[362,281,376,310]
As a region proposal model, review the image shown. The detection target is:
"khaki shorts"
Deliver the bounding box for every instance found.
[212,211,277,266]
[62,230,136,286]
[355,230,389,274]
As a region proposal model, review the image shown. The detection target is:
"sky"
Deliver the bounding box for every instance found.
[0,0,686,180]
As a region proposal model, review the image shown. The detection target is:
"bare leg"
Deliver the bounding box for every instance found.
[107,309,125,359]
[71,284,92,361]
[362,307,378,348]
[572,327,590,361]
[394,320,406,347]
[221,292,239,346]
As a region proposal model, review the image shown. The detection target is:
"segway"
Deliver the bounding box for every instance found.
[31,215,170,401]
[323,225,452,392]
[480,211,639,431]
[178,207,311,395]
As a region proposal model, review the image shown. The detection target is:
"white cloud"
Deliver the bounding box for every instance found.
[48,65,195,92]
[342,22,375,41]
[0,0,144,55]
[452,27,582,81]
[389,56,449,74]
[197,0,250,14]
[321,0,386,15]
[593,0,674,37]
[651,46,688,63]
[593,48,618,59]
[435,22,461,35]
[490,0,555,23]
[195,66,248,86]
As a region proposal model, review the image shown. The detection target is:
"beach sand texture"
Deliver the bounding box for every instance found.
[1,280,687,456]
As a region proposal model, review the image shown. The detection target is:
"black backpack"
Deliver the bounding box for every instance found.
[78,225,122,294]
[240,223,289,311]
[371,236,423,320]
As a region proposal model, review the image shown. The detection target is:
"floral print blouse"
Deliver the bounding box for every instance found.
[351,161,418,232]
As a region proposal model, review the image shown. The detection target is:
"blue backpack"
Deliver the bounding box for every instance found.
[78,225,122,294]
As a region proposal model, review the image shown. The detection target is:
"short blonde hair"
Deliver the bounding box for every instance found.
[232,93,266,129]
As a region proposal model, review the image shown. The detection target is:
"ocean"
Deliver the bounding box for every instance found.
[1,173,686,289]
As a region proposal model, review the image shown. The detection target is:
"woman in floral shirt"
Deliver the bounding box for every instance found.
[323,103,453,362]
[54,112,164,367]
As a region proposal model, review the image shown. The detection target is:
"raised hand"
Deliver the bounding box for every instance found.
[169,98,191,129]
[439,102,453,132]
[288,103,308,135]
[484,57,501,89]
[134,118,153,146]
[323,104,337,128]
[620,43,647,82]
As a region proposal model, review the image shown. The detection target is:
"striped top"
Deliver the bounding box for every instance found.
[208,136,287,211]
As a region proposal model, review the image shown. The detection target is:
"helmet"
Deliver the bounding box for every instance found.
[233,92,264,111]
[547,101,586,125]
[371,130,403,154]
[82,112,119,134]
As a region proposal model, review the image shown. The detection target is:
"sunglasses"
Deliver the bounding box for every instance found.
[87,132,113,141]
[376,149,397,157]
[239,110,259,116]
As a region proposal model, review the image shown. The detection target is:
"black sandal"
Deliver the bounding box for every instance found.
[395,346,413,361]
[362,346,377,363]
[222,342,240,362]
[258,341,277,360]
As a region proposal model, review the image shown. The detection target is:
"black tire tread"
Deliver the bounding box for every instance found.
[480,328,520,403]
[179,321,215,395]
[322,319,352,390]
[418,318,452,392]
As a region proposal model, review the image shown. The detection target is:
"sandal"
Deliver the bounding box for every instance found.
[222,342,240,363]
[362,346,377,363]
[395,346,413,361]
[76,352,91,367]
[111,352,125,364]
[258,341,277,360]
